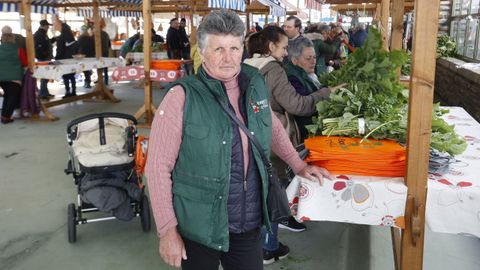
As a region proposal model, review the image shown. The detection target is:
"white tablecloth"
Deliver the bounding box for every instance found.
[33,57,122,81]
[286,107,480,236]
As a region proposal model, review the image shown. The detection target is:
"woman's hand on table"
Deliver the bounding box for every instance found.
[297,165,333,186]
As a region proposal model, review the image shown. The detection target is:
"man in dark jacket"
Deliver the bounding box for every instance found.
[179,18,190,60]
[166,18,182,59]
[34,19,54,99]
[53,19,77,98]
[78,25,95,88]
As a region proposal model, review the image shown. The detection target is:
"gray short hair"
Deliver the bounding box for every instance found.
[197,9,245,51]
[288,37,314,61]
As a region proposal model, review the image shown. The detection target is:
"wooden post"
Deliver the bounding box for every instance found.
[391,0,405,51]
[134,0,155,126]
[126,16,129,38]
[380,0,390,51]
[400,0,440,270]
[20,0,35,71]
[265,13,268,27]
[246,12,250,32]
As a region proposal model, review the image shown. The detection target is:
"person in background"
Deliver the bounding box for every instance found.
[145,9,332,270]
[255,22,262,32]
[179,18,190,60]
[244,26,333,264]
[350,23,368,48]
[119,32,140,58]
[0,26,27,124]
[282,16,303,64]
[100,19,112,85]
[34,19,55,100]
[53,18,78,98]
[166,18,182,59]
[77,25,95,89]
[304,23,342,76]
[286,37,338,141]
[189,31,201,74]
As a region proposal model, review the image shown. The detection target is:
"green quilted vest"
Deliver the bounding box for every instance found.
[171,64,272,251]
[0,43,23,81]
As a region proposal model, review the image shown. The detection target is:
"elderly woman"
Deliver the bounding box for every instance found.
[145,10,331,270]
[286,37,334,140]
[0,26,27,124]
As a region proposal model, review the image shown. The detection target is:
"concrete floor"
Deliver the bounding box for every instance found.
[1,80,480,270]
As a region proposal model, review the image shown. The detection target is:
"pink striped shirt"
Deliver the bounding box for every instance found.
[145,74,307,238]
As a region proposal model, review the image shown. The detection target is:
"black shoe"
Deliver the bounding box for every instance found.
[47,94,55,98]
[1,116,14,124]
[62,93,72,99]
[263,242,290,265]
[279,216,306,232]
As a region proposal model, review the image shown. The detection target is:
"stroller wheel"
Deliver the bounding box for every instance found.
[68,203,77,243]
[140,195,151,232]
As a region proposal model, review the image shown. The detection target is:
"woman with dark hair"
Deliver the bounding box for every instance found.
[244,26,332,264]
[0,26,27,124]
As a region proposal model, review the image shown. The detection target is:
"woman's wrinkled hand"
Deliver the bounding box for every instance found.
[159,227,187,268]
[297,165,333,186]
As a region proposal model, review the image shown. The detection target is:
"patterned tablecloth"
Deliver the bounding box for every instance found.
[126,52,169,62]
[287,106,480,236]
[33,57,122,81]
[111,66,184,82]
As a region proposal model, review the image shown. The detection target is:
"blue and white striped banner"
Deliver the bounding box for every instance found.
[208,0,246,12]
[0,2,18,13]
[257,0,286,17]
[76,8,110,18]
[0,2,57,14]
[110,10,142,17]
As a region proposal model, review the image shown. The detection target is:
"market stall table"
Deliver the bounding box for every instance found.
[287,107,480,236]
[33,57,122,81]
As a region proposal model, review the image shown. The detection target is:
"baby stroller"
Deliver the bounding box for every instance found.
[65,112,151,243]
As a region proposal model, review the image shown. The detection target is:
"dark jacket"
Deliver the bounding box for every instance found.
[151,29,165,43]
[34,28,52,61]
[55,23,77,60]
[100,30,111,57]
[351,29,368,48]
[166,27,182,58]
[77,34,95,57]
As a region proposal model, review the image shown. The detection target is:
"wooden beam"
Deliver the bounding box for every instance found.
[21,0,35,71]
[401,0,440,270]
[380,0,390,51]
[142,0,154,125]
[391,0,405,51]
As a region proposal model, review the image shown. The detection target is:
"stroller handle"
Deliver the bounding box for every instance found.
[66,112,138,135]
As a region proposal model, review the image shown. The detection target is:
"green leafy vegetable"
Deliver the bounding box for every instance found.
[309,29,467,156]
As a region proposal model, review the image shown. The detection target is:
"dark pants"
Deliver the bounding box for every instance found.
[0,81,22,118]
[83,70,92,87]
[102,68,109,85]
[62,73,76,94]
[181,228,263,270]
[39,79,49,97]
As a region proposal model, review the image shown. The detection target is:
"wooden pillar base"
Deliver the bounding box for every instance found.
[134,103,157,128]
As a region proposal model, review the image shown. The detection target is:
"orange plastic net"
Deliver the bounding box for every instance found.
[305,136,406,177]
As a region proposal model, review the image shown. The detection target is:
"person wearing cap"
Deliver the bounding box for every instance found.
[166,18,182,59]
[0,26,27,124]
[34,19,54,100]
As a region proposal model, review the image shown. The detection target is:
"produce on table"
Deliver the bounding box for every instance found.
[436,35,457,58]
[309,29,467,156]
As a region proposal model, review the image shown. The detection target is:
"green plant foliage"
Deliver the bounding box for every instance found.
[437,35,457,58]
[309,29,467,156]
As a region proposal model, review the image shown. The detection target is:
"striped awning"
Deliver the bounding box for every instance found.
[0,1,143,16]
[257,0,285,17]
[208,0,246,12]
[0,2,57,14]
[304,0,322,11]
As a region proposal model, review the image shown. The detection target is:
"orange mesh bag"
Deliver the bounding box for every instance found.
[305,136,406,177]
[135,135,149,188]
